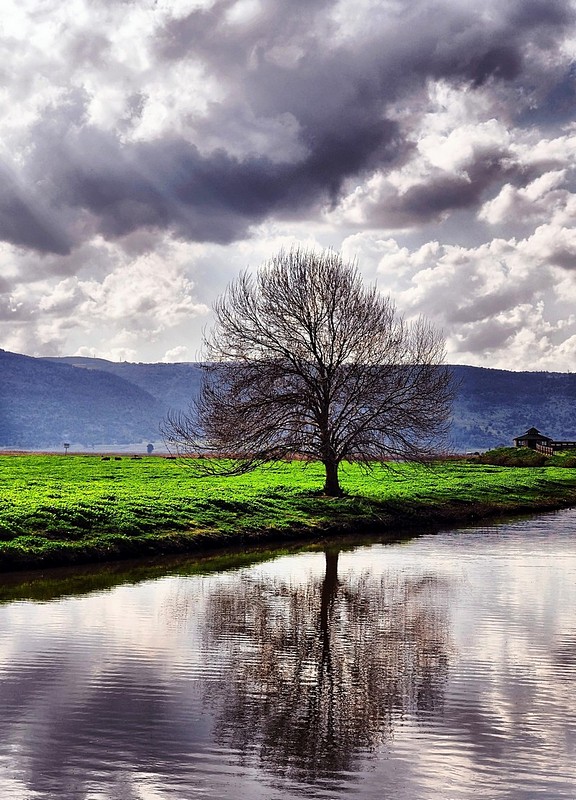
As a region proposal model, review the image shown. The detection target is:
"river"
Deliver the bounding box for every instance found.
[1,509,576,799]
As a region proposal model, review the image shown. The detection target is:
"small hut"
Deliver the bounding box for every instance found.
[513,427,553,450]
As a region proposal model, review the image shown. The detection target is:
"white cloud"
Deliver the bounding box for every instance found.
[341,226,576,371]
[162,345,190,362]
[0,239,210,358]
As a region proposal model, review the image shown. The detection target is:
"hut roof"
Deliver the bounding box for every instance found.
[514,427,552,441]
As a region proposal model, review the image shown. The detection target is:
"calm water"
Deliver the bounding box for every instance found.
[2,511,576,799]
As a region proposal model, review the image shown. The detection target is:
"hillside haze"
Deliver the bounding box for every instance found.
[0,350,200,449]
[0,349,575,451]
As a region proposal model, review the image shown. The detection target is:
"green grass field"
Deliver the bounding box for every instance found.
[1,453,576,571]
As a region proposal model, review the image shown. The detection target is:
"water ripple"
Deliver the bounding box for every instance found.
[1,509,576,797]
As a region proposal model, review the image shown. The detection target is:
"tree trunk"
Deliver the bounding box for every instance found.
[323,459,342,496]
[319,549,339,674]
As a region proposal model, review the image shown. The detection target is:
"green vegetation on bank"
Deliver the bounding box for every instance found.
[477,446,576,467]
[1,453,576,571]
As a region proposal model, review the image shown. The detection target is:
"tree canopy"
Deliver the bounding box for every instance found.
[163,247,453,495]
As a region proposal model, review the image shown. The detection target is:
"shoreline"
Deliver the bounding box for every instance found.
[2,489,576,574]
[2,453,576,573]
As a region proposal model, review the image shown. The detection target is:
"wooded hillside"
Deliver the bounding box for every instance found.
[0,349,574,451]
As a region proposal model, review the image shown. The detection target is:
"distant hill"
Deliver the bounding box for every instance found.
[450,365,576,451]
[44,355,204,416]
[1,349,575,451]
[0,350,165,448]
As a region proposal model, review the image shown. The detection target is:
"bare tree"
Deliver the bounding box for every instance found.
[163,247,453,496]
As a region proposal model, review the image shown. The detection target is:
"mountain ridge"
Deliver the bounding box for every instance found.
[1,349,575,451]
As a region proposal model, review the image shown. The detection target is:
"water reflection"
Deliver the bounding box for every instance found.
[203,548,450,786]
[0,511,576,798]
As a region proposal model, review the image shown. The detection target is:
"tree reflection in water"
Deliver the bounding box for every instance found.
[203,548,450,785]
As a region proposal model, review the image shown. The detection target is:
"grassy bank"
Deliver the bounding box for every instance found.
[1,453,576,571]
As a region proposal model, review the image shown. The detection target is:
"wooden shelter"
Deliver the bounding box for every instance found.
[513,427,553,449]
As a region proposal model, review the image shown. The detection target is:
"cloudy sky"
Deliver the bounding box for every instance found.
[2,0,576,369]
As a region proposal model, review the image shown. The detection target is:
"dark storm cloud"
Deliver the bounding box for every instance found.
[155,0,574,116]
[0,163,72,255]
[508,0,574,31]
[405,0,574,87]
[157,0,574,84]
[447,286,533,325]
[455,319,518,352]
[548,246,576,270]
[521,64,576,127]
[156,0,334,64]
[359,142,557,228]
[27,112,403,247]
[373,146,515,228]
[5,0,576,255]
